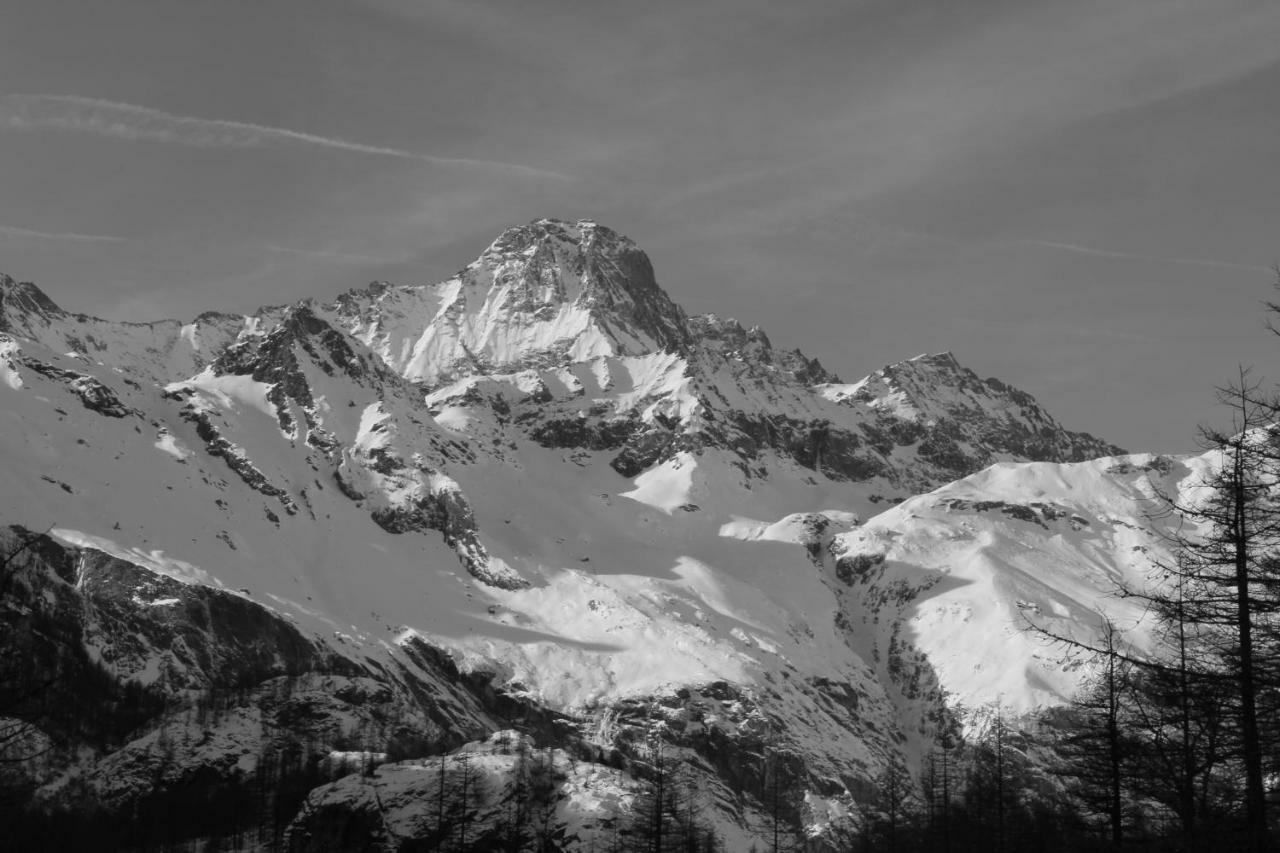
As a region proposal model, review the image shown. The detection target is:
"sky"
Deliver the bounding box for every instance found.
[2,0,1279,452]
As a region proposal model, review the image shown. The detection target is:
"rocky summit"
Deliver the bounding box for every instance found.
[0,219,1189,850]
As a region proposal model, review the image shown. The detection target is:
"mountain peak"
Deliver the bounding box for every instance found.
[833,349,1125,465]
[689,312,838,385]
[0,274,64,335]
[865,351,964,380]
[0,274,62,313]
[481,217,630,259]
[1,230,1149,848]
[330,219,690,385]
[904,350,958,367]
[871,350,999,394]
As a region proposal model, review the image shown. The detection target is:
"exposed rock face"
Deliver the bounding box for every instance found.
[331,219,691,387]
[16,354,135,417]
[484,219,692,355]
[0,220,1140,850]
[697,344,1123,489]
[688,313,837,386]
[0,275,63,335]
[0,528,549,850]
[209,304,372,446]
[828,351,1122,465]
[382,223,1119,497]
[165,386,301,515]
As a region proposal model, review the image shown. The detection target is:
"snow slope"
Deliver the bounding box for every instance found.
[830,453,1208,717]
[0,219,1180,843]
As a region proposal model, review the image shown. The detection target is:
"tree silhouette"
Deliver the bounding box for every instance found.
[1051,618,1138,848]
[0,525,55,766]
[1146,373,1280,852]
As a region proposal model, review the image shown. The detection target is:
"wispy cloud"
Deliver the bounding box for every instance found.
[1012,239,1274,275]
[266,244,411,265]
[0,222,125,244]
[0,94,569,180]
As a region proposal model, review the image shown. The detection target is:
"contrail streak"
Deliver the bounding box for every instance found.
[266,244,410,265]
[0,94,570,180]
[0,223,125,243]
[1013,239,1273,275]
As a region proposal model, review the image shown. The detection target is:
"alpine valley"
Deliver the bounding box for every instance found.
[0,219,1210,850]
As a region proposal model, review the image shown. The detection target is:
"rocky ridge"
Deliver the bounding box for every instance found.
[0,220,1160,850]
[329,219,1120,503]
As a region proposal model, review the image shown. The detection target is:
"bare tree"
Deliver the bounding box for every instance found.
[1152,374,1280,853]
[857,756,918,853]
[0,525,55,764]
[1051,618,1137,848]
[921,734,955,853]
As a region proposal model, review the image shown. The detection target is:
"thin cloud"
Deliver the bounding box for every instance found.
[266,244,411,265]
[0,222,125,243]
[1013,239,1273,275]
[0,94,569,180]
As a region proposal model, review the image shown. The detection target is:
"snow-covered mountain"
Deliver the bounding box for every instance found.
[0,219,1182,849]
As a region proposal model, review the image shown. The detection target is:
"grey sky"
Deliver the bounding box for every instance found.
[2,0,1279,451]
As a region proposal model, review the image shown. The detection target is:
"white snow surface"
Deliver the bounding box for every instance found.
[165,368,278,421]
[334,220,676,387]
[153,428,191,460]
[0,334,23,389]
[0,226,1188,804]
[832,453,1209,715]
